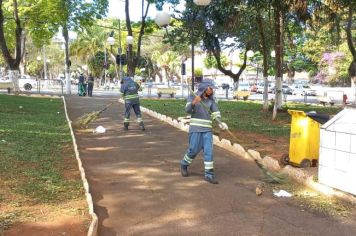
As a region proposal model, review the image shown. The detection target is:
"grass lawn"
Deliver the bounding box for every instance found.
[140,99,342,138]
[0,94,87,231]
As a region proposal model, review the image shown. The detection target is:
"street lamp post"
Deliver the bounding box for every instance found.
[118,19,123,80]
[36,56,42,93]
[104,35,115,86]
[155,0,210,93]
[246,50,254,84]
[190,0,211,92]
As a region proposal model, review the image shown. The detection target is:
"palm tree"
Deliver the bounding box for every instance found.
[156,51,180,86]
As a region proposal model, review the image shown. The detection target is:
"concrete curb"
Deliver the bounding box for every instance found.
[140,104,356,201]
[62,97,98,236]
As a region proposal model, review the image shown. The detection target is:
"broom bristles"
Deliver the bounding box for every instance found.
[75,111,100,127]
[74,101,115,128]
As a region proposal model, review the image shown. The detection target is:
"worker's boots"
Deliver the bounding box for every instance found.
[180,164,189,177]
[124,123,129,130]
[204,175,219,184]
[139,122,145,131]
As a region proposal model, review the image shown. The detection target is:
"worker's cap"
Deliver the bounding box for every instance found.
[196,79,217,96]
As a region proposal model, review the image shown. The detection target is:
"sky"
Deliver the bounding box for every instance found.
[108,0,158,21]
[108,0,184,21]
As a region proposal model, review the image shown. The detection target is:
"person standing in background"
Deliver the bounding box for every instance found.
[87,74,94,97]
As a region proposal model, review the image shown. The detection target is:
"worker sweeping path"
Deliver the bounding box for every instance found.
[181,80,228,184]
[186,81,286,184]
[120,76,145,131]
[65,96,356,236]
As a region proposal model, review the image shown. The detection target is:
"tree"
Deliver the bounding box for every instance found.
[0,0,25,91]
[59,0,108,94]
[0,0,108,93]
[0,0,66,91]
[345,3,356,87]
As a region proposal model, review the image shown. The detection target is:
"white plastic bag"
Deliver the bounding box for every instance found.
[95,125,106,133]
[273,190,292,198]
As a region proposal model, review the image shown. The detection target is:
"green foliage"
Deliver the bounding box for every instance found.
[140,99,341,138]
[194,68,203,77]
[88,51,105,78]
[204,54,228,69]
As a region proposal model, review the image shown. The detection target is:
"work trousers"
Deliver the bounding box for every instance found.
[124,103,143,125]
[181,132,214,178]
[87,83,93,96]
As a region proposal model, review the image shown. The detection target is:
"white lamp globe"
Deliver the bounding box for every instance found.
[155,11,171,27]
[107,36,115,46]
[270,50,276,58]
[37,56,41,61]
[126,36,134,45]
[247,50,254,58]
[194,0,211,6]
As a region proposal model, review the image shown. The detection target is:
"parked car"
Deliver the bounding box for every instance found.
[256,83,274,94]
[292,84,317,96]
[18,78,38,91]
[1,75,37,91]
[282,84,293,95]
[269,84,293,95]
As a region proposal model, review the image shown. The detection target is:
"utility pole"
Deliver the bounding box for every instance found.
[42,45,48,80]
[118,19,122,80]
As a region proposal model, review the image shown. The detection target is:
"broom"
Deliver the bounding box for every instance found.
[75,101,115,128]
[188,87,287,184]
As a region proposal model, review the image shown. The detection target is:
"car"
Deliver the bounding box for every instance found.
[269,84,293,95]
[292,84,317,96]
[1,75,37,91]
[281,84,293,95]
[256,83,273,94]
[18,77,38,91]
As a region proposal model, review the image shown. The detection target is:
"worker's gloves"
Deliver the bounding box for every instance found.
[219,122,228,130]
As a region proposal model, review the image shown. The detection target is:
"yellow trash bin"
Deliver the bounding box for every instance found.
[282,110,328,168]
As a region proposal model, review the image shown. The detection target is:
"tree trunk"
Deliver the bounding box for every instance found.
[287,65,295,85]
[20,29,26,75]
[62,24,71,94]
[211,35,248,85]
[345,4,356,103]
[256,13,269,111]
[0,0,23,92]
[125,0,150,77]
[272,2,284,120]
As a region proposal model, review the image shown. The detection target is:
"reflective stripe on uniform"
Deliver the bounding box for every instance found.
[211,111,221,120]
[124,118,130,122]
[204,161,214,170]
[184,154,193,164]
[190,118,212,128]
[125,94,139,100]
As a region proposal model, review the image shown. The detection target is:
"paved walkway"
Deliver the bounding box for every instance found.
[66,96,356,236]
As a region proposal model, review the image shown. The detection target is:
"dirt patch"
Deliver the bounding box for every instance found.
[1,146,90,236]
[4,215,89,236]
[217,129,289,160]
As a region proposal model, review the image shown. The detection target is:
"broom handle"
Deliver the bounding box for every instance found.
[98,101,115,114]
